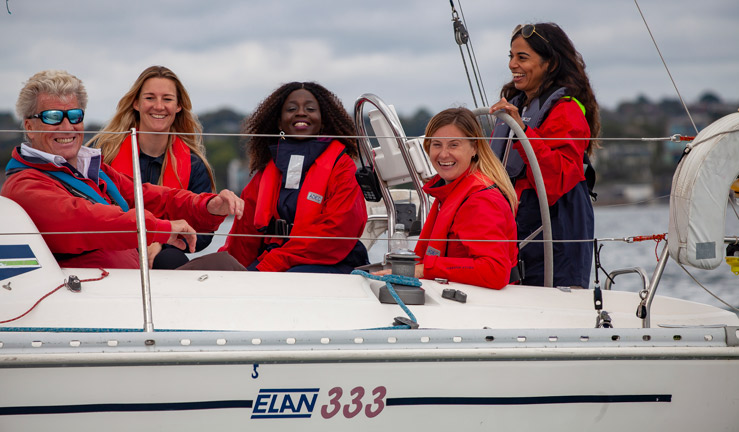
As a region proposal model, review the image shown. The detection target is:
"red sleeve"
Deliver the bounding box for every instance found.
[219,172,264,267]
[256,155,367,272]
[514,100,589,205]
[421,189,517,289]
[103,165,225,234]
[1,169,172,254]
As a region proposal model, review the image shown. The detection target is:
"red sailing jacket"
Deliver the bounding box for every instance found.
[111,135,192,189]
[221,140,367,272]
[1,147,223,269]
[512,100,590,205]
[415,171,518,289]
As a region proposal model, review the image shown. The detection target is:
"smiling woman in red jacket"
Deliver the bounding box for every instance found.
[221,82,369,273]
[376,108,519,289]
[489,23,599,288]
[90,66,218,269]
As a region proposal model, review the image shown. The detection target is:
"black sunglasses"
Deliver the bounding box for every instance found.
[512,24,549,44]
[28,109,85,125]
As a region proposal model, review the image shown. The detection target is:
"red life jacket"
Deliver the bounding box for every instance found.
[111,135,191,189]
[253,140,346,246]
[414,172,492,259]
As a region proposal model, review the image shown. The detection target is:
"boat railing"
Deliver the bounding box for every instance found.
[353,93,434,257]
[604,266,652,328]
[128,128,155,333]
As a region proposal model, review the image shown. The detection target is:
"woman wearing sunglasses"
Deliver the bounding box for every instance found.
[220,82,369,273]
[90,66,217,269]
[488,23,599,288]
[4,69,245,271]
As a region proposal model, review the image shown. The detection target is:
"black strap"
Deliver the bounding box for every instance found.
[509,259,524,284]
[583,153,597,201]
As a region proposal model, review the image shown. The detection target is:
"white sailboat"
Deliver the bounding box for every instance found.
[1,1,738,429]
[0,92,737,430]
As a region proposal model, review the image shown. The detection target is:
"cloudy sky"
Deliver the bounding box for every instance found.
[0,0,737,124]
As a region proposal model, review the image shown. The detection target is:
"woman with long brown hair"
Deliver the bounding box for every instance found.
[489,22,598,288]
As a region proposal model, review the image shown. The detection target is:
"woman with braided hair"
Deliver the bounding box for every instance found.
[221,82,369,273]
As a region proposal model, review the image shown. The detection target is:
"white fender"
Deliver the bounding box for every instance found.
[668,112,739,269]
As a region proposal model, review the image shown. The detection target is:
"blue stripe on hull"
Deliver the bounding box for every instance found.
[0,394,672,416]
[0,400,254,416]
[387,394,672,405]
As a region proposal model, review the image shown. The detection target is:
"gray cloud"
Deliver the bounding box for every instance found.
[1,0,737,124]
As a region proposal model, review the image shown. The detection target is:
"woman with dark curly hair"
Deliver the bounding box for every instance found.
[489,23,599,288]
[221,82,369,273]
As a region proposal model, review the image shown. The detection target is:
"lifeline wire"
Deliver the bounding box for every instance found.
[0,128,698,143]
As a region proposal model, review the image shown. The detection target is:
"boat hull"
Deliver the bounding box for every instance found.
[1,328,737,431]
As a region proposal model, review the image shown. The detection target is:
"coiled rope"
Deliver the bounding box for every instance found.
[351,270,421,329]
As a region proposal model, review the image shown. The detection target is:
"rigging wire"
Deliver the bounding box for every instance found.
[449,0,488,108]
[450,3,477,107]
[677,263,739,312]
[456,0,489,107]
[634,0,699,134]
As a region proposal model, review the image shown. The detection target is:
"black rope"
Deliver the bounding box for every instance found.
[593,240,615,288]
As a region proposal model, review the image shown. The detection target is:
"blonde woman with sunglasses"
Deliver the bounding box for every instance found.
[4,70,245,271]
[488,23,600,288]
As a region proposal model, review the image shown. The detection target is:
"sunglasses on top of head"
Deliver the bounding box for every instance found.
[512,24,549,44]
[27,109,85,125]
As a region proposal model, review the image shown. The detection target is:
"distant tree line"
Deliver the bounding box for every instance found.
[1,92,735,195]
